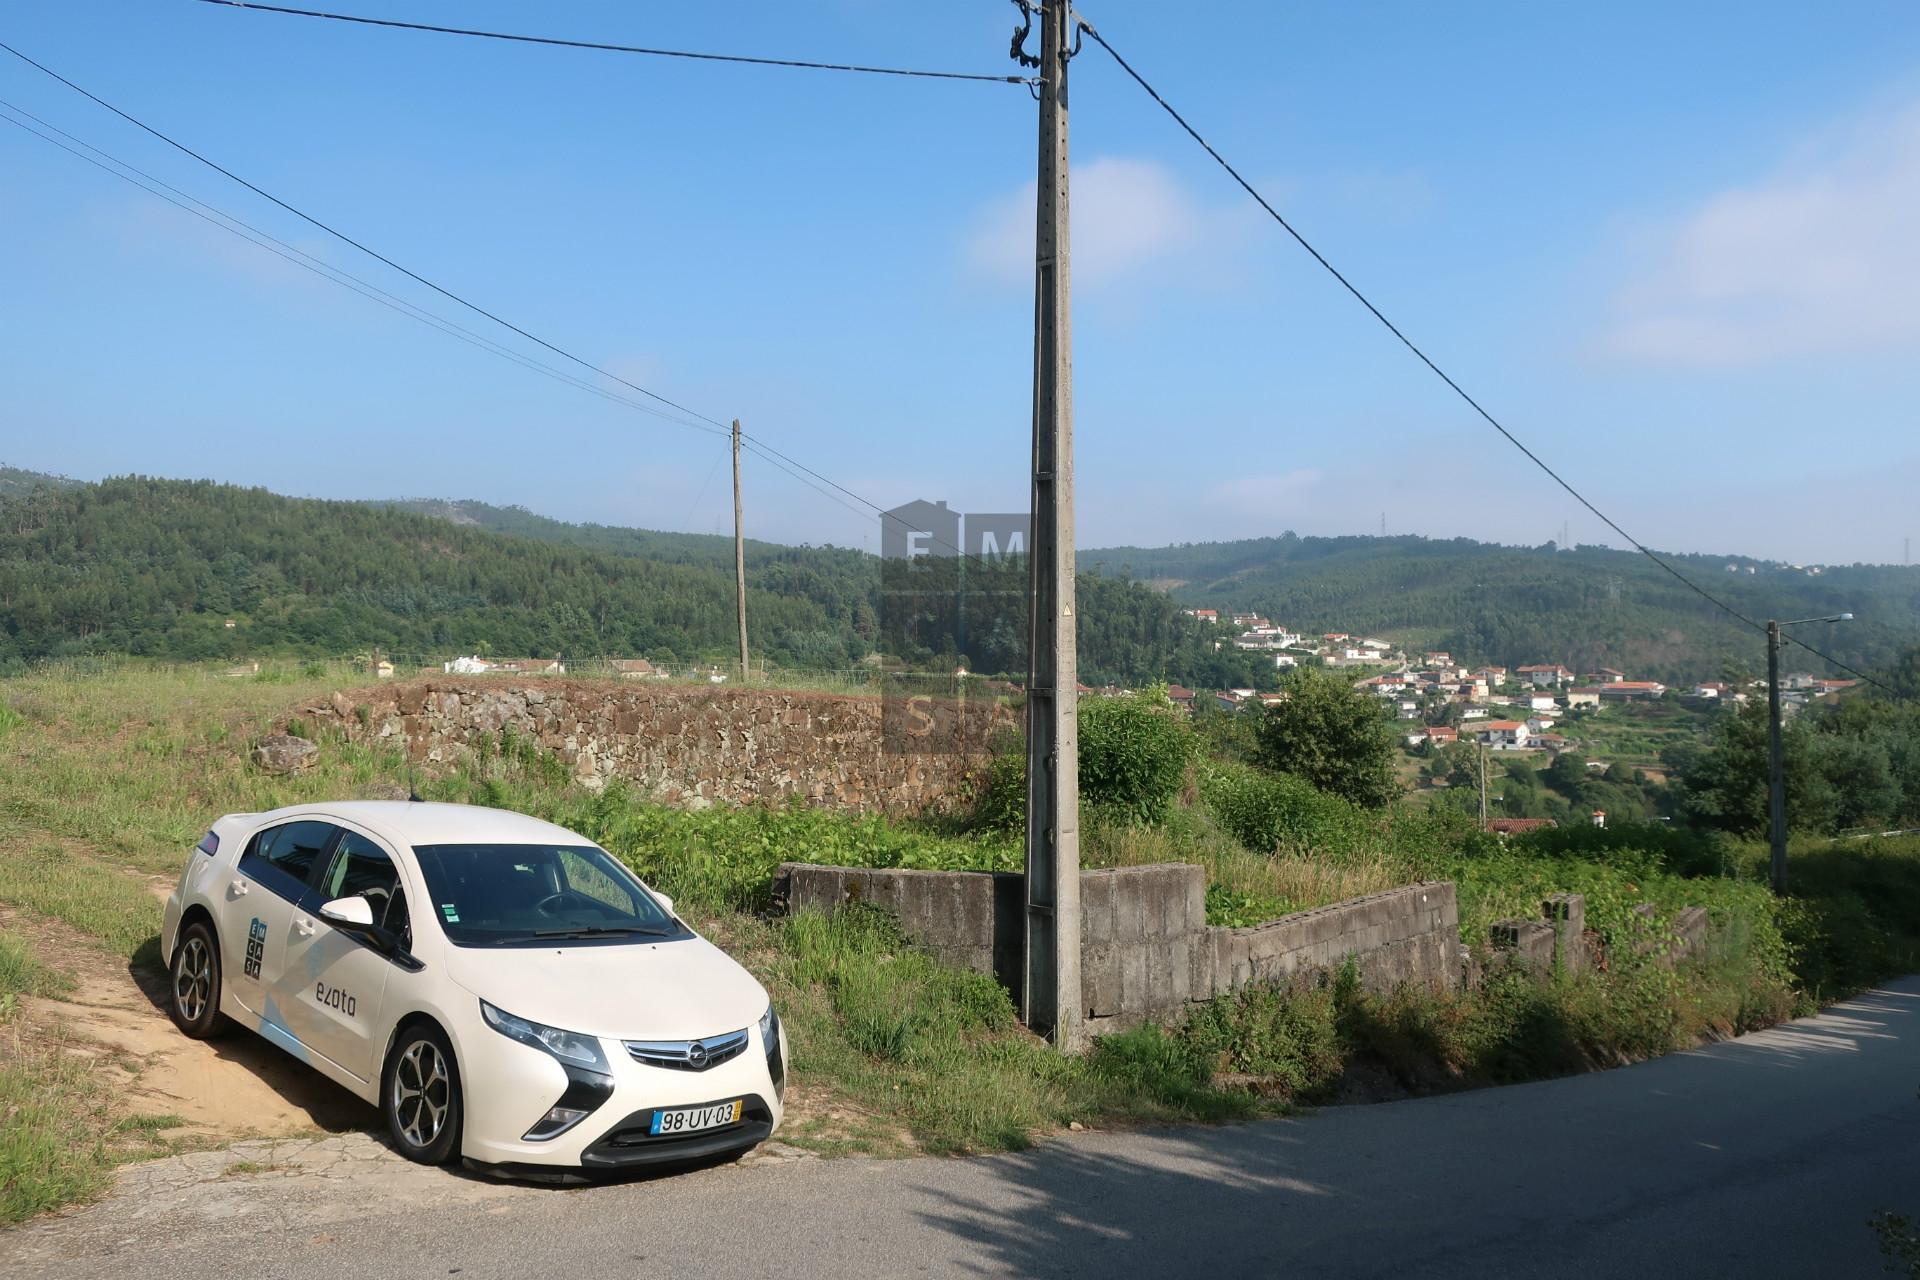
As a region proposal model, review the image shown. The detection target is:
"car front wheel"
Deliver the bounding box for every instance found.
[384,1023,463,1165]
[168,921,226,1039]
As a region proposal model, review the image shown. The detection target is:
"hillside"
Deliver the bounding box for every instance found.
[0,477,1253,688]
[0,464,80,501]
[1081,534,1920,683]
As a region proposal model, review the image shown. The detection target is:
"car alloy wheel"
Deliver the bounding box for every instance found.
[168,921,225,1040]
[393,1039,450,1148]
[174,936,212,1023]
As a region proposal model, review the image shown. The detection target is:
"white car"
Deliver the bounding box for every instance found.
[160,800,786,1174]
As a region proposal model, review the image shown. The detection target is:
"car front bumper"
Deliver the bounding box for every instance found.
[454,1008,787,1171]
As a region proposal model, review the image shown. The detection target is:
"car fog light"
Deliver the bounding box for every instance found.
[524,1105,591,1141]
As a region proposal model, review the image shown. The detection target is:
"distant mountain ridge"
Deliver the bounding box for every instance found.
[3,471,1913,685]
[1080,534,1920,682]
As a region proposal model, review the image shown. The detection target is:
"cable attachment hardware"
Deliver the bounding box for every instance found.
[1008,0,1041,69]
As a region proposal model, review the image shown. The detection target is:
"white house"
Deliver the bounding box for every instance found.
[1477,720,1530,748]
[1273,653,1298,669]
[1516,664,1575,688]
[1565,689,1602,709]
[444,655,492,675]
[1526,693,1560,713]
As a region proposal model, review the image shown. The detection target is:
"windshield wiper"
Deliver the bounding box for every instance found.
[529,924,673,939]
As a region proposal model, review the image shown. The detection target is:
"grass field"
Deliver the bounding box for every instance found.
[1,660,1912,1224]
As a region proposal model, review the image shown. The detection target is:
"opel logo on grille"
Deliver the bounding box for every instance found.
[686,1040,709,1068]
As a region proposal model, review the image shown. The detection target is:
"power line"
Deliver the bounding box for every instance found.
[0,39,733,436]
[1073,16,1905,699]
[0,41,977,564]
[0,100,726,437]
[191,1,1035,85]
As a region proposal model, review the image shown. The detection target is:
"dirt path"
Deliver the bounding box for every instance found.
[5,907,367,1142]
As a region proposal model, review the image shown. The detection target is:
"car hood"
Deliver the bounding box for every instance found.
[444,934,769,1042]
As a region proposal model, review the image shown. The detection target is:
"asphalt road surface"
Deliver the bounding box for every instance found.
[10,979,1920,1279]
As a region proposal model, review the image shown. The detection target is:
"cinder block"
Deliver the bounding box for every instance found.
[1145,943,1175,1012]
[1120,944,1150,1014]
[1084,943,1121,1017]
[1080,870,1115,945]
[1182,866,1208,933]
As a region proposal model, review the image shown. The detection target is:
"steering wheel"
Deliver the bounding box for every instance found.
[532,890,597,918]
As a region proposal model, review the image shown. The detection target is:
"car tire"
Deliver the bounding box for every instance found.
[168,920,227,1039]
[384,1023,463,1165]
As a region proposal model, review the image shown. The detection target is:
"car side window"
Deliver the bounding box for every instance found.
[237,820,338,902]
[322,832,412,953]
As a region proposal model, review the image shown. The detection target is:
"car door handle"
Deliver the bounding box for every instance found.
[294,916,315,939]
[229,879,249,897]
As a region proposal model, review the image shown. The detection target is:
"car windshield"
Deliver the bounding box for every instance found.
[411,843,688,947]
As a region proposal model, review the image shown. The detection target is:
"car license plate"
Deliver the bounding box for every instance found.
[649,1099,743,1136]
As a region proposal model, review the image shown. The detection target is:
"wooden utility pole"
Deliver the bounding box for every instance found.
[732,420,749,682]
[1023,0,1083,1051]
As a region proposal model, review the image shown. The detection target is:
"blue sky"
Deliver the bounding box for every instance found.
[4,1,1918,563]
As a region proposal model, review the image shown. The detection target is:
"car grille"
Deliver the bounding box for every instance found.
[623,1027,750,1072]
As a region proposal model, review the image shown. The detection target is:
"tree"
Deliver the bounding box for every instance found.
[1253,666,1399,807]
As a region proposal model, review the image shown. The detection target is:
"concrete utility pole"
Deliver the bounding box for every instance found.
[1768,611,1854,894]
[1023,0,1083,1051]
[732,420,749,682]
[1766,620,1786,894]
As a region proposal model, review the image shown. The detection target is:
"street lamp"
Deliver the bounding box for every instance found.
[1767,612,1853,894]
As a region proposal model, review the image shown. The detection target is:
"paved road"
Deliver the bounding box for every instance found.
[11,980,1920,1279]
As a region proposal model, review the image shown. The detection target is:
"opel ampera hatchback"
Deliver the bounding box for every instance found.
[160,801,786,1174]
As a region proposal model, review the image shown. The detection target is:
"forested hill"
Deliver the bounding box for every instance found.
[0,465,79,501]
[379,497,819,572]
[0,477,1257,687]
[1081,534,1920,682]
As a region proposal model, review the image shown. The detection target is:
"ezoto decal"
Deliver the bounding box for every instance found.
[316,982,357,1018]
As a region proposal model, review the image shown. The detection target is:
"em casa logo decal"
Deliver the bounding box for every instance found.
[244,917,266,979]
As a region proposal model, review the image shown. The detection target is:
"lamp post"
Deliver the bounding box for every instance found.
[1767,612,1853,894]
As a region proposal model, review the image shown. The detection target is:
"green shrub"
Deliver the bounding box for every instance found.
[1075,692,1196,824]
[1199,760,1369,856]
[1178,980,1345,1096]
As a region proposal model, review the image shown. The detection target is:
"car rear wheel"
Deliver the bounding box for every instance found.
[384,1023,462,1165]
[168,921,227,1039]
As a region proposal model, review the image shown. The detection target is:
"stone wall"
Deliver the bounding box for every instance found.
[776,862,1462,1030]
[303,679,1006,814]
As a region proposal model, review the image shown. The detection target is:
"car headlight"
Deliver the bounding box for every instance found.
[480,999,611,1073]
[759,1002,780,1052]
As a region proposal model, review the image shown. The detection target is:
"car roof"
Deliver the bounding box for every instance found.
[234,800,591,850]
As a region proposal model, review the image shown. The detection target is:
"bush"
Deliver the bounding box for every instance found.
[1253,666,1399,808]
[970,692,1196,832]
[1076,692,1196,824]
[1199,760,1369,857]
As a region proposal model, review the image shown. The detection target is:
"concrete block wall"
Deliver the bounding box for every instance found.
[777,862,1462,1030]
[1207,883,1462,998]
[1489,895,1712,974]
[777,863,1024,985]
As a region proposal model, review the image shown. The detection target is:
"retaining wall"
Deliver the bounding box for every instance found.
[776,862,1462,1030]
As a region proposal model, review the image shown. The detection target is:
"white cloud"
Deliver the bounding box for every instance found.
[1597,97,1920,364]
[965,156,1218,286]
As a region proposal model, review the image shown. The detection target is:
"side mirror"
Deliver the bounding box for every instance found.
[319,895,376,931]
